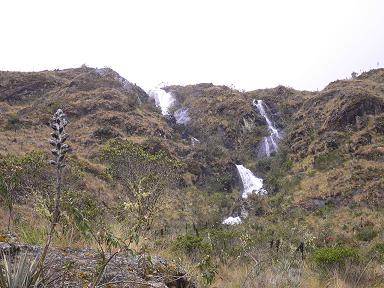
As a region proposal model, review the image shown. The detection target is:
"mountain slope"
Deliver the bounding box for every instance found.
[1,66,384,287]
[287,69,384,208]
[1,67,384,211]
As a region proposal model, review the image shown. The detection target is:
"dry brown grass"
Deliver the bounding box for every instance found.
[212,261,249,288]
[1,67,384,287]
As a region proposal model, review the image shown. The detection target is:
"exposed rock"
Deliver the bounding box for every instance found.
[0,242,195,288]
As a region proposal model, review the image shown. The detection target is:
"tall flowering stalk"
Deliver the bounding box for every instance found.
[48,109,69,225]
[32,109,70,284]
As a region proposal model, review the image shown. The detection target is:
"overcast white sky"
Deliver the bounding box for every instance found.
[0,0,383,91]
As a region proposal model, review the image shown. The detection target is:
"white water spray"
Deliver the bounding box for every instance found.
[148,88,175,115]
[223,100,281,225]
[191,137,200,146]
[222,165,267,225]
[222,216,242,225]
[236,165,266,199]
[253,99,280,157]
[174,108,191,125]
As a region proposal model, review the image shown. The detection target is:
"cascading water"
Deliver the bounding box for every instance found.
[174,108,191,125]
[148,88,175,115]
[223,100,281,225]
[222,216,242,225]
[236,165,266,199]
[149,87,200,151]
[191,137,200,146]
[253,99,281,157]
[222,165,266,225]
[148,89,192,127]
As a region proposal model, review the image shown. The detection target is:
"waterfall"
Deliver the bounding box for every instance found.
[148,88,175,115]
[174,108,191,125]
[222,216,242,225]
[222,165,266,225]
[236,165,266,199]
[191,137,200,146]
[148,89,192,127]
[253,99,281,157]
[223,100,281,225]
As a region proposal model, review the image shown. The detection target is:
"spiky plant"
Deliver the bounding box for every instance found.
[48,108,69,225]
[31,109,70,284]
[0,251,40,288]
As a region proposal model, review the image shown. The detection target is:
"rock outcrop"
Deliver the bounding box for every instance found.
[0,242,194,288]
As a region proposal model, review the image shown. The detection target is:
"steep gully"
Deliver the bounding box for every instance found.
[149,88,195,141]
[223,100,281,225]
[148,89,280,225]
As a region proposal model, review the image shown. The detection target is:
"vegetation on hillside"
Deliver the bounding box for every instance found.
[1,67,384,287]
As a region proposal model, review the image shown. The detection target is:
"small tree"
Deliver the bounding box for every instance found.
[6,113,22,132]
[0,151,47,232]
[102,139,179,241]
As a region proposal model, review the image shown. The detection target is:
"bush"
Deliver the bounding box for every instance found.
[255,157,273,174]
[313,150,344,170]
[18,223,47,245]
[371,243,384,263]
[172,234,212,256]
[6,113,23,132]
[0,250,40,288]
[173,234,217,285]
[313,246,359,267]
[207,228,241,258]
[92,127,120,140]
[61,190,106,243]
[101,139,179,234]
[356,226,377,242]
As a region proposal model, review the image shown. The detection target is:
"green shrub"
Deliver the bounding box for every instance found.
[207,228,241,257]
[172,234,212,255]
[197,255,217,285]
[61,190,106,243]
[6,113,23,132]
[307,170,316,177]
[356,226,377,242]
[371,243,384,263]
[255,157,273,174]
[18,223,47,245]
[313,150,344,170]
[313,247,359,267]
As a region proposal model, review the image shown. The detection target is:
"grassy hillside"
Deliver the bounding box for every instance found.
[287,69,384,207]
[1,66,384,287]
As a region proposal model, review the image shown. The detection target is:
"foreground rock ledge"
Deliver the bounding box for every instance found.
[0,242,194,288]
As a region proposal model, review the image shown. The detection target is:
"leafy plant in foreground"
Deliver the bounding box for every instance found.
[0,250,40,288]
